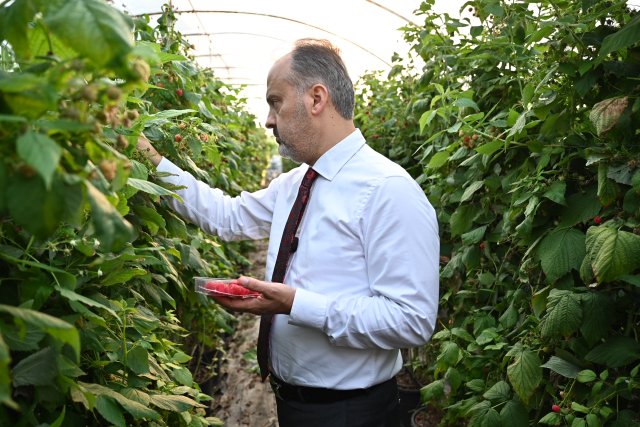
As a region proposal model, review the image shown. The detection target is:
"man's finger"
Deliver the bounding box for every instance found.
[238,276,271,293]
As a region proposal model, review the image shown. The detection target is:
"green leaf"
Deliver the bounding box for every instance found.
[580,292,615,345]
[540,290,582,337]
[11,346,58,387]
[586,414,600,427]
[585,225,640,283]
[462,226,487,246]
[50,405,66,427]
[80,381,160,419]
[522,83,535,106]
[55,286,118,319]
[420,379,445,402]
[427,151,450,168]
[539,412,562,425]
[506,343,542,402]
[623,188,640,213]
[537,229,586,281]
[44,0,133,67]
[150,109,197,120]
[585,335,640,368]
[483,381,511,404]
[541,356,581,378]
[576,370,597,383]
[598,14,640,61]
[445,367,462,394]
[461,181,484,203]
[127,178,183,202]
[127,346,150,375]
[450,204,481,237]
[1,323,45,352]
[543,181,567,206]
[558,188,601,229]
[173,366,193,386]
[454,98,479,110]
[598,163,620,208]
[86,181,134,252]
[0,305,79,358]
[101,267,146,286]
[16,131,61,189]
[499,304,519,329]
[475,139,503,155]
[158,52,188,63]
[437,341,459,370]
[96,395,126,427]
[7,174,64,239]
[500,399,529,427]
[151,394,205,412]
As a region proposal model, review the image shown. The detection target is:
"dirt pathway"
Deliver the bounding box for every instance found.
[211,239,279,427]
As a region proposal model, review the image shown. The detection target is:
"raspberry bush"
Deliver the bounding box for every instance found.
[0,2,271,426]
[356,0,640,425]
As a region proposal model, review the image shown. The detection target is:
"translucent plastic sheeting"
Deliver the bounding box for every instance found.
[115,0,471,122]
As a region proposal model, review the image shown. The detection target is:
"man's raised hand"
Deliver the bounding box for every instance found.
[136,135,163,167]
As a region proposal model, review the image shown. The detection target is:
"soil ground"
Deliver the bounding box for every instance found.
[210,241,279,427]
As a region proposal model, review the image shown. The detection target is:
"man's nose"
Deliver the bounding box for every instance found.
[265,112,276,129]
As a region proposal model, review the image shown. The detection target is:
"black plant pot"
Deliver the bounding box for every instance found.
[194,350,222,416]
[411,406,434,427]
[396,369,422,427]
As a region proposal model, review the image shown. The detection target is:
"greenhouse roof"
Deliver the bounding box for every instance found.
[114,0,470,122]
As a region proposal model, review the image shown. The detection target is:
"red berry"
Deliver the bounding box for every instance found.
[468,279,475,285]
[157,83,164,88]
[552,405,561,413]
[365,111,369,114]
[175,134,182,142]
[176,89,183,96]
[464,136,470,143]
[209,162,213,167]
[372,135,379,139]
[404,121,408,126]
[480,243,485,249]
[594,216,602,225]
[157,73,162,76]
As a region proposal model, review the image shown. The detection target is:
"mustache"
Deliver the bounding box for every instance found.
[273,127,280,139]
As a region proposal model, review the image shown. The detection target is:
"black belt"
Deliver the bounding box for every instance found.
[269,375,390,404]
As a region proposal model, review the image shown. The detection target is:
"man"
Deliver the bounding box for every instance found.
[136,38,439,427]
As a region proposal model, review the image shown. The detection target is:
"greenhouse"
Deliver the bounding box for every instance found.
[1,0,639,426]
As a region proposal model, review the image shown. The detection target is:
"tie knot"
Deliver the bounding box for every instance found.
[302,167,319,187]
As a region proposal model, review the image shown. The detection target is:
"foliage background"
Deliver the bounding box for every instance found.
[355,0,640,426]
[0,2,272,426]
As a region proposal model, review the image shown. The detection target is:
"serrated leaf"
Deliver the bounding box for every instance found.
[543,180,568,206]
[151,394,205,411]
[589,98,628,136]
[462,226,487,245]
[127,346,150,375]
[450,204,481,237]
[585,335,640,368]
[586,414,600,427]
[540,290,582,337]
[500,399,529,427]
[454,98,479,110]
[11,346,58,387]
[586,226,640,283]
[483,381,511,404]
[580,292,615,345]
[499,304,518,329]
[461,181,484,203]
[96,395,125,427]
[101,267,146,286]
[437,341,459,370]
[539,412,562,425]
[598,14,640,61]
[420,379,445,402]
[86,181,134,252]
[558,188,601,229]
[127,178,183,202]
[475,139,503,155]
[537,229,586,281]
[173,366,193,386]
[541,356,580,378]
[16,131,61,189]
[506,343,542,402]
[44,0,133,67]
[576,370,597,383]
[598,163,620,208]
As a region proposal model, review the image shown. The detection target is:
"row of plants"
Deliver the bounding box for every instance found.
[355,0,640,425]
[0,2,272,426]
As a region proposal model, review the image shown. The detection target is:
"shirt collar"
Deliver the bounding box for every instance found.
[308,129,365,181]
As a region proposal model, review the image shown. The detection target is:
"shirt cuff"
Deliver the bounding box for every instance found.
[288,288,328,331]
[156,157,184,186]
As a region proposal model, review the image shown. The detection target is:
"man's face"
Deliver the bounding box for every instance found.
[265,56,317,164]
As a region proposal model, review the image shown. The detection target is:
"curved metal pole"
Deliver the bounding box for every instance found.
[135,10,391,67]
[183,32,293,44]
[364,0,420,27]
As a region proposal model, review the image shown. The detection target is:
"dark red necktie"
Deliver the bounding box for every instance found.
[257,167,319,381]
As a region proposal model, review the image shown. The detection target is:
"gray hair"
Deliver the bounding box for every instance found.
[286,38,355,120]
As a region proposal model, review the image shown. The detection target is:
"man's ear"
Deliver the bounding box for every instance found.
[310,84,330,116]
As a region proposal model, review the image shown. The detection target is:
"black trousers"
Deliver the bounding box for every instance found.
[275,378,401,427]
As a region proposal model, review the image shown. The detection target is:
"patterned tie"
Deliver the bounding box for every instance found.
[257,167,319,381]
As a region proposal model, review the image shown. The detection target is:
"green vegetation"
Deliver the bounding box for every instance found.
[0,2,272,426]
[355,0,640,425]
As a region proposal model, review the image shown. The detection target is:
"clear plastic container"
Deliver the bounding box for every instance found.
[194,277,261,299]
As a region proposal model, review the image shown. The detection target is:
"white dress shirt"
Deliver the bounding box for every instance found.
[157,129,439,389]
